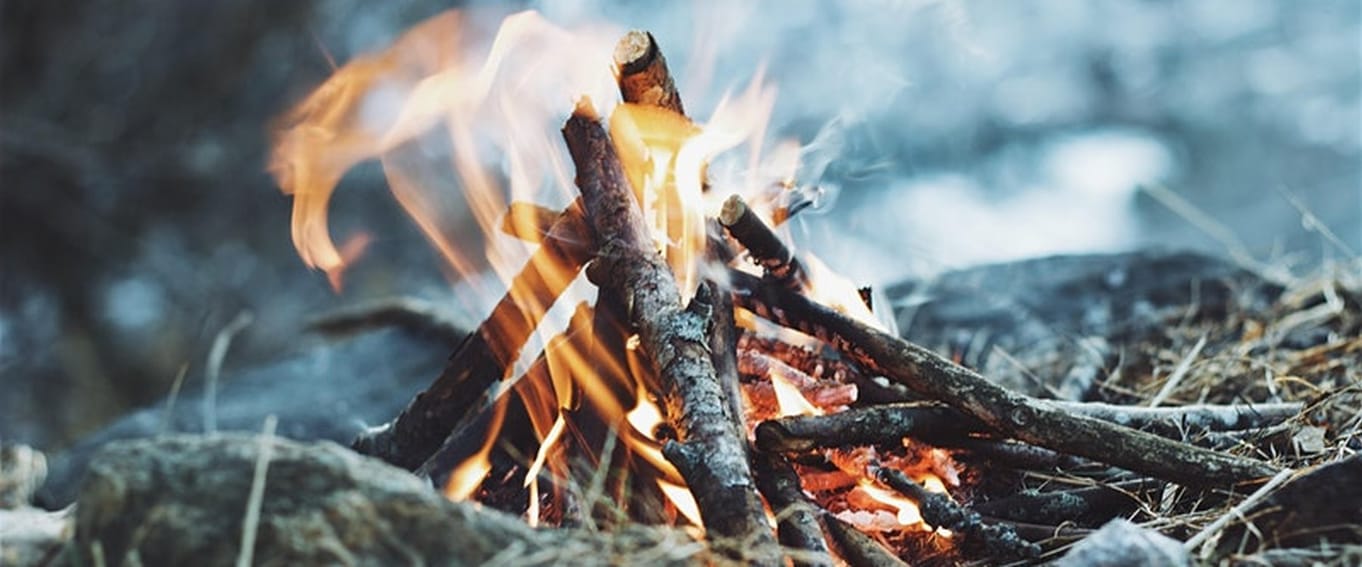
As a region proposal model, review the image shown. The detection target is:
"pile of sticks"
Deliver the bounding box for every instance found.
[349,31,1290,566]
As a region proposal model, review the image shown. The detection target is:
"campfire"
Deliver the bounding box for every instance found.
[265,9,1314,565]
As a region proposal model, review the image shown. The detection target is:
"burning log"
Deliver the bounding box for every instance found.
[730,270,1280,486]
[562,104,778,563]
[353,200,590,470]
[720,194,808,290]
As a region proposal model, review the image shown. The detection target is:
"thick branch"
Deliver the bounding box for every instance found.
[729,270,1279,486]
[352,200,589,469]
[562,108,777,562]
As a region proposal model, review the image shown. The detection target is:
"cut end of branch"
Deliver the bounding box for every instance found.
[613,30,656,75]
[718,194,747,227]
[572,97,600,121]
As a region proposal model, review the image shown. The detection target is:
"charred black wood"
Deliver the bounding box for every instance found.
[755,404,977,453]
[873,465,1040,559]
[719,194,807,290]
[972,479,1160,527]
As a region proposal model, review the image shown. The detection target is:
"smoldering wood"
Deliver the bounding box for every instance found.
[729,270,1280,486]
[614,31,684,115]
[752,453,835,567]
[562,109,778,563]
[736,332,869,386]
[755,404,973,453]
[353,201,592,470]
[873,465,1040,559]
[971,479,1160,527]
[719,194,808,290]
[821,510,909,567]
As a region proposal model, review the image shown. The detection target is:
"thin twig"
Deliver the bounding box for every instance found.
[158,363,190,436]
[1149,334,1207,407]
[236,415,278,567]
[204,311,254,434]
[1183,467,1294,557]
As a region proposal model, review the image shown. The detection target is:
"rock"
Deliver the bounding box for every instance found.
[39,328,449,507]
[1,443,47,509]
[888,250,1281,398]
[1056,518,1191,567]
[69,435,702,567]
[0,507,71,566]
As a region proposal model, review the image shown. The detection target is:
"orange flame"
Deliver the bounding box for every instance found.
[275,7,932,537]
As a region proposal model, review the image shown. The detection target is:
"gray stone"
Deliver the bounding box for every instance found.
[1056,519,1190,567]
[1,443,47,509]
[70,435,703,567]
[0,507,70,566]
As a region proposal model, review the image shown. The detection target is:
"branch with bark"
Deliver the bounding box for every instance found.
[562,104,778,563]
[353,201,590,470]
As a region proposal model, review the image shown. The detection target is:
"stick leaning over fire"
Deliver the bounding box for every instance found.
[352,201,591,470]
[562,103,780,562]
[729,269,1280,486]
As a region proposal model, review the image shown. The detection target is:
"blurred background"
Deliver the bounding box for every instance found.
[2,0,1358,451]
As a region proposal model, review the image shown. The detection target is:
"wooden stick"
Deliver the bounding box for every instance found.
[756,401,1303,453]
[971,479,1159,526]
[720,194,808,290]
[729,270,1279,486]
[614,31,684,115]
[752,454,835,567]
[821,511,908,567]
[756,404,973,453]
[872,465,1039,559]
[352,200,589,470]
[562,106,778,563]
